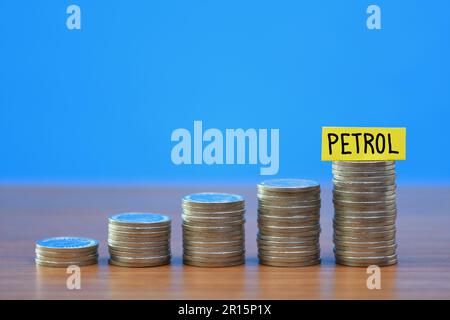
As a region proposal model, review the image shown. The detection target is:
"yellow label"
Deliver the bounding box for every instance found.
[321,127,406,161]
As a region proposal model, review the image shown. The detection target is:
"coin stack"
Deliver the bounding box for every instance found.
[332,161,397,267]
[108,212,171,267]
[257,179,321,267]
[35,237,99,267]
[182,193,246,267]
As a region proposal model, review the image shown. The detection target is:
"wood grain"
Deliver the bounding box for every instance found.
[1,185,449,300]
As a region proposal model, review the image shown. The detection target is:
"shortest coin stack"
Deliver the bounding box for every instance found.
[257,179,321,267]
[108,212,171,267]
[35,237,99,267]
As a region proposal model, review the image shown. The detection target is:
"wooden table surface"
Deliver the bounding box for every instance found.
[1,184,449,300]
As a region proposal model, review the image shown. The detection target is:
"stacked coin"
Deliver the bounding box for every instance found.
[257,179,321,267]
[332,161,397,267]
[35,237,98,267]
[182,193,246,267]
[108,212,171,267]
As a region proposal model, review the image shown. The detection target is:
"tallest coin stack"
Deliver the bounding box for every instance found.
[332,161,398,267]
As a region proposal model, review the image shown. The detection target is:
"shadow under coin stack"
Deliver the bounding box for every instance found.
[182,193,246,267]
[108,213,171,267]
[332,161,398,267]
[35,237,99,267]
[257,179,321,267]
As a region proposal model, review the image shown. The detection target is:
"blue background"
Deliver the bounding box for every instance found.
[1,0,449,184]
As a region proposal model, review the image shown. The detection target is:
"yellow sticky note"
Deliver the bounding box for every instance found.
[321,127,406,161]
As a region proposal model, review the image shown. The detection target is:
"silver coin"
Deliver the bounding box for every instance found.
[108,229,171,237]
[335,209,397,218]
[333,219,396,228]
[257,254,320,263]
[334,243,397,252]
[333,196,396,205]
[333,192,396,201]
[109,212,171,228]
[259,231,320,238]
[331,163,395,174]
[182,212,244,220]
[332,172,396,180]
[183,235,244,242]
[259,244,319,251]
[108,244,170,252]
[183,238,243,246]
[183,258,245,267]
[333,175,396,183]
[183,207,245,214]
[257,238,319,247]
[334,185,397,194]
[334,248,396,257]
[334,233,396,242]
[334,202,396,211]
[109,258,170,268]
[259,248,320,257]
[258,208,320,218]
[109,243,171,250]
[182,206,245,216]
[258,213,320,221]
[336,259,397,267]
[335,258,397,267]
[333,167,396,173]
[109,248,170,257]
[35,248,97,258]
[183,249,245,258]
[333,160,395,167]
[36,237,99,253]
[183,193,244,205]
[257,190,318,197]
[258,204,321,212]
[258,218,320,228]
[108,240,170,249]
[258,179,320,192]
[182,215,245,222]
[183,231,244,240]
[334,229,395,239]
[334,196,396,204]
[334,238,396,247]
[35,253,98,263]
[35,257,98,268]
[108,231,171,239]
[334,213,396,221]
[108,224,171,233]
[182,225,244,233]
[108,236,171,245]
[333,188,396,196]
[110,254,170,261]
[258,195,321,204]
[182,218,245,227]
[333,223,396,232]
[335,252,397,260]
[259,258,320,267]
[257,201,321,210]
[183,245,244,253]
[183,254,245,264]
[259,223,320,231]
[258,244,319,252]
[108,235,170,243]
[257,234,319,242]
[334,181,396,187]
[257,193,320,202]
